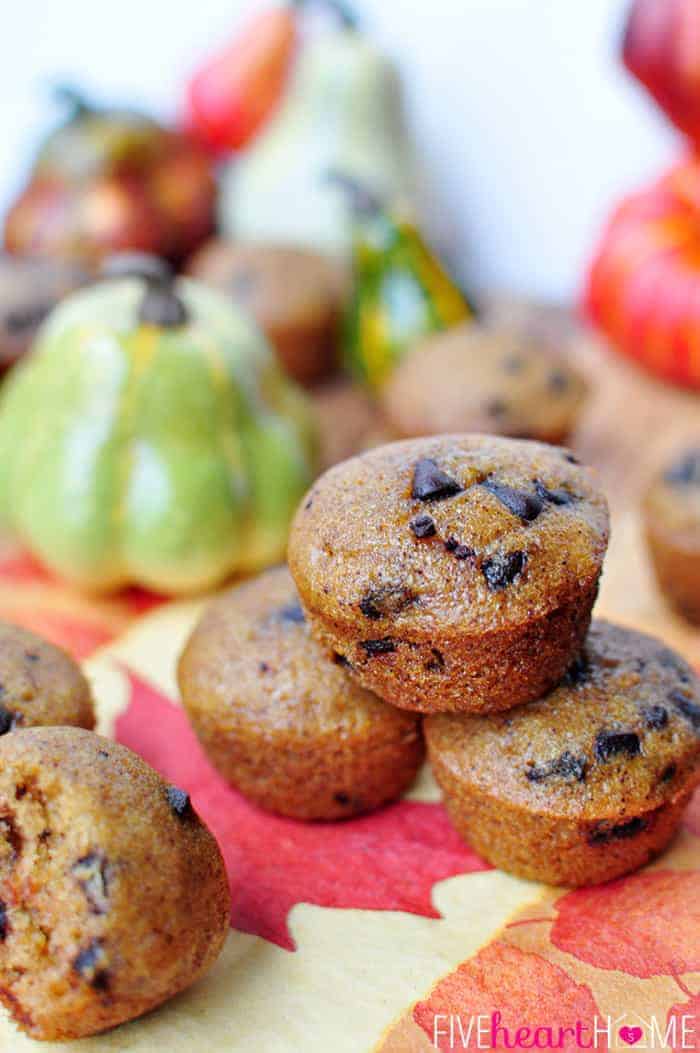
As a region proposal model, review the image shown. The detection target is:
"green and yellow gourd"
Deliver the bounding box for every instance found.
[0,256,317,594]
[338,178,471,389]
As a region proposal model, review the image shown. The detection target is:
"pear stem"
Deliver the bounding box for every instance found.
[292,0,358,30]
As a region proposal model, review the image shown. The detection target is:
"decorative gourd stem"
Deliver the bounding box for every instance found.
[100,252,173,284]
[326,170,383,217]
[138,284,189,327]
[292,0,358,30]
[52,83,96,119]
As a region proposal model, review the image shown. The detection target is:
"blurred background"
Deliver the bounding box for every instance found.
[0,0,679,301]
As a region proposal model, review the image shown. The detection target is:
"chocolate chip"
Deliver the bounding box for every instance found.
[360,638,396,657]
[526,750,587,784]
[73,940,109,990]
[258,661,271,674]
[661,763,677,782]
[482,480,543,522]
[534,480,577,506]
[588,817,647,845]
[563,452,579,464]
[594,730,641,762]
[0,901,6,940]
[72,852,109,915]
[425,648,445,672]
[669,689,700,730]
[334,792,350,806]
[664,449,700,486]
[333,653,352,669]
[548,369,569,394]
[139,285,188,327]
[482,550,527,590]
[410,514,436,538]
[642,705,669,730]
[411,459,463,502]
[166,785,191,817]
[564,653,589,686]
[0,706,18,736]
[444,536,475,560]
[278,601,305,624]
[359,585,417,620]
[485,398,508,418]
[98,750,110,758]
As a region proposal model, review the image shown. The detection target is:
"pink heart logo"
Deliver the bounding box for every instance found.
[619,1026,644,1045]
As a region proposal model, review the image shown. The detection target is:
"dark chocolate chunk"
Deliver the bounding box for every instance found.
[278,601,306,624]
[526,750,587,784]
[333,653,352,669]
[548,369,570,394]
[482,550,527,590]
[360,638,396,657]
[425,648,445,672]
[564,653,589,687]
[72,852,110,915]
[411,459,463,502]
[334,792,350,806]
[166,785,191,817]
[444,536,475,560]
[664,449,700,486]
[534,480,577,506]
[642,705,669,730]
[594,730,641,762]
[73,939,109,990]
[588,817,647,845]
[410,514,436,538]
[669,689,700,730]
[258,661,271,674]
[101,252,172,284]
[139,285,189,328]
[0,901,6,940]
[661,763,677,783]
[0,705,18,736]
[482,480,544,522]
[359,585,416,620]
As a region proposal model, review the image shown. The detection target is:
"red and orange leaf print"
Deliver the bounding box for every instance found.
[116,672,491,950]
[413,941,605,1053]
[550,871,700,978]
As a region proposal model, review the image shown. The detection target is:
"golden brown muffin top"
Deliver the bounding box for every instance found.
[288,435,609,637]
[178,566,420,749]
[426,620,700,821]
[0,622,94,733]
[644,446,700,545]
[380,323,588,442]
[187,241,344,329]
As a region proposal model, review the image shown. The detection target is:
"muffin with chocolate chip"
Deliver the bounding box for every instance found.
[0,622,94,733]
[644,446,700,624]
[178,566,424,820]
[186,240,345,385]
[0,254,86,370]
[425,621,700,886]
[0,726,229,1040]
[288,435,609,715]
[381,323,588,445]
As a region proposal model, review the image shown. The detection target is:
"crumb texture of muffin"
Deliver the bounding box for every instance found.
[381,323,588,444]
[0,727,229,1041]
[178,566,424,819]
[426,621,700,886]
[288,435,610,714]
[0,622,94,733]
[644,446,700,623]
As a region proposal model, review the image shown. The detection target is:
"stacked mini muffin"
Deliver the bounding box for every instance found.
[181,434,700,887]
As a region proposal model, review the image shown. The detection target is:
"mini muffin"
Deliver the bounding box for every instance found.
[644,446,700,623]
[313,376,381,470]
[288,435,609,715]
[0,622,94,733]
[426,621,700,886]
[0,254,86,369]
[187,240,344,385]
[381,323,588,444]
[0,726,229,1041]
[178,566,424,819]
